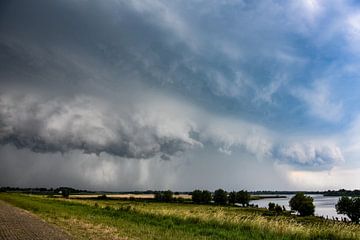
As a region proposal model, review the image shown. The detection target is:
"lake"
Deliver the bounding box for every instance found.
[250,194,349,220]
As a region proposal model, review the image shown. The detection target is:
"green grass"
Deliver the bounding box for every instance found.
[0,193,359,240]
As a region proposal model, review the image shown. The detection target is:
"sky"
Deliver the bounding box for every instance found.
[1,0,360,191]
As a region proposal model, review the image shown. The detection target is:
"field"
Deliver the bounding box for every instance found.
[64,194,192,200]
[0,193,359,240]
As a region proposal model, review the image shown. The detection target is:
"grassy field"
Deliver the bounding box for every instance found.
[0,193,359,240]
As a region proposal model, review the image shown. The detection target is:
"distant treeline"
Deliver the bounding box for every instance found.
[323,189,360,197]
[0,186,192,195]
[0,186,93,194]
[1,186,360,197]
[251,190,360,196]
[250,191,323,195]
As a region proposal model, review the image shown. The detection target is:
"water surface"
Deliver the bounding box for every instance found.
[250,194,348,220]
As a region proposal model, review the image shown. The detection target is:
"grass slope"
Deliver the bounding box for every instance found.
[0,193,359,240]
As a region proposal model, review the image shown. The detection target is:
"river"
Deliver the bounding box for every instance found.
[250,194,348,220]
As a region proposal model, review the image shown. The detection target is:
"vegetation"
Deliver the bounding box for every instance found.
[227,190,251,206]
[0,186,93,195]
[274,204,283,214]
[336,196,360,223]
[191,190,211,204]
[250,195,286,200]
[325,189,360,197]
[60,188,70,198]
[97,194,108,200]
[228,191,237,204]
[0,193,359,240]
[154,190,174,202]
[202,190,212,203]
[269,202,276,211]
[213,189,227,205]
[251,189,360,197]
[289,193,315,216]
[237,190,251,206]
[268,202,283,214]
[191,190,202,203]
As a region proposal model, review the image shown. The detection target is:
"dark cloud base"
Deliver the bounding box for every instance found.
[0,0,356,190]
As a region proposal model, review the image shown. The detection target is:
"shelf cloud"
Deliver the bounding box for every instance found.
[1,0,359,190]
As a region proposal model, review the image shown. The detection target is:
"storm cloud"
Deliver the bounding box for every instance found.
[0,91,344,170]
[0,94,198,159]
[0,0,359,190]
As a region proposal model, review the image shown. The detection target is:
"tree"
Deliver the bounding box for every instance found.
[154,190,173,202]
[192,190,203,204]
[162,190,173,202]
[192,190,212,204]
[61,189,70,198]
[201,190,212,204]
[289,193,315,216]
[154,191,163,201]
[213,189,228,205]
[236,190,250,207]
[228,191,237,204]
[56,187,74,198]
[336,196,360,223]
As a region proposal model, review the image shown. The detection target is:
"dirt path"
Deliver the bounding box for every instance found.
[0,200,72,240]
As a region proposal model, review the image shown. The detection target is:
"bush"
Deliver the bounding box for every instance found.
[289,193,315,216]
[268,202,282,214]
[268,202,275,211]
[213,189,227,205]
[97,194,108,200]
[274,204,283,214]
[336,196,360,223]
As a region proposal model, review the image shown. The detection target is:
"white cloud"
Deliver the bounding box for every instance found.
[0,93,200,159]
[1,91,345,170]
[273,0,322,36]
[284,166,360,190]
[290,0,323,22]
[276,141,344,169]
[197,116,274,159]
[345,12,360,53]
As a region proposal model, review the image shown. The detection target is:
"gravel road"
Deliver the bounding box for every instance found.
[0,200,72,240]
